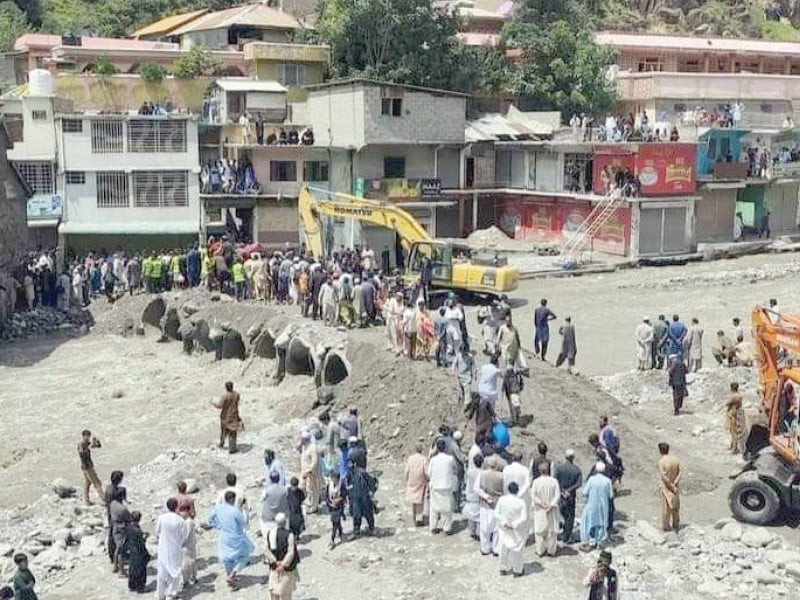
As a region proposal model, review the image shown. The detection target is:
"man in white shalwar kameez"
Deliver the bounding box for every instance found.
[502,452,531,542]
[531,461,560,557]
[494,482,527,576]
[156,498,188,600]
[635,317,653,370]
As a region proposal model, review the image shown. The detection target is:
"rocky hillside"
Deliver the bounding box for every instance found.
[601,0,800,39]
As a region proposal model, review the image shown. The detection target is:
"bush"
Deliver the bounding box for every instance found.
[172,46,220,79]
[89,56,119,76]
[137,62,168,81]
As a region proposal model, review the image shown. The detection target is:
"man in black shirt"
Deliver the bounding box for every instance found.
[78,429,104,505]
[554,449,582,543]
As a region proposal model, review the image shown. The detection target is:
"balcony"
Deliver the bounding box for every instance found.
[243,42,330,64]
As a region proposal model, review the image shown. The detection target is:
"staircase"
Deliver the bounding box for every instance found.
[559,188,623,265]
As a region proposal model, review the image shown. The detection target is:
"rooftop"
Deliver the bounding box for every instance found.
[132,9,209,38]
[14,33,178,52]
[305,77,469,98]
[169,3,304,36]
[595,30,800,57]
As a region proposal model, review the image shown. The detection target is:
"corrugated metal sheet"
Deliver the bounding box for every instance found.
[133,9,209,38]
[170,3,302,35]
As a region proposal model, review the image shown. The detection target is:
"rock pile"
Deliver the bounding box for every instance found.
[617,260,800,291]
[615,519,800,599]
[0,307,92,342]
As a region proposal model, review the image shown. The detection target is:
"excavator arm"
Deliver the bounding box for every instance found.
[751,306,800,462]
[298,186,432,258]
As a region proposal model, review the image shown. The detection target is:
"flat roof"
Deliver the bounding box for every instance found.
[596,30,800,57]
[15,33,178,52]
[214,79,287,93]
[305,77,469,98]
[133,9,209,38]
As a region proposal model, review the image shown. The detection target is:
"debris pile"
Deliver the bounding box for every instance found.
[0,307,93,342]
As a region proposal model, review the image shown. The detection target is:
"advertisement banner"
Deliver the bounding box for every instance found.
[498,197,630,255]
[26,195,63,219]
[362,178,421,201]
[635,143,696,196]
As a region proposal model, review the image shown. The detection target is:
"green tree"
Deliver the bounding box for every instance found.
[137,62,168,81]
[172,45,220,79]
[89,55,119,75]
[316,0,481,91]
[503,0,617,115]
[0,2,28,52]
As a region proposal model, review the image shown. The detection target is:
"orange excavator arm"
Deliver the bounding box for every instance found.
[751,306,800,462]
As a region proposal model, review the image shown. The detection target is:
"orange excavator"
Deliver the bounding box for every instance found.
[728,306,800,524]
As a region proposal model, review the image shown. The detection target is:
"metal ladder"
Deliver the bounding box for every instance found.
[559,188,623,265]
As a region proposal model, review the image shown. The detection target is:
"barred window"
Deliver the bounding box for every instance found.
[91,120,124,153]
[65,171,86,185]
[16,161,54,194]
[278,63,306,86]
[96,172,129,208]
[62,119,83,133]
[128,119,187,153]
[132,171,188,207]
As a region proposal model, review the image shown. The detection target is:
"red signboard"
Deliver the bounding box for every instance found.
[635,143,696,196]
[497,197,630,256]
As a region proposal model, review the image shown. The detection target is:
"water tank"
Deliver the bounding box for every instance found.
[28,69,53,97]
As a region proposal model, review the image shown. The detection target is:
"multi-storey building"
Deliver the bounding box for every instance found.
[3,71,200,254]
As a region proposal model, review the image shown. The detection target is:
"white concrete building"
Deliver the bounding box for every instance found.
[3,72,200,254]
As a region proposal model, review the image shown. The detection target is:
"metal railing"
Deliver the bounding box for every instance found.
[559,188,623,265]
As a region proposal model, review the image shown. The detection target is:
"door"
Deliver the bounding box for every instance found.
[662,207,687,253]
[639,207,662,255]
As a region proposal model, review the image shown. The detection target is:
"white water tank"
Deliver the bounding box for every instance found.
[28,69,53,97]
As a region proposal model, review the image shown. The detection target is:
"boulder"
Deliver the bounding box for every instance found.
[741,527,772,548]
[0,545,13,558]
[785,562,800,580]
[77,535,103,557]
[714,518,735,529]
[697,579,731,597]
[142,296,166,328]
[51,478,76,499]
[162,307,181,340]
[33,545,67,570]
[636,520,666,545]
[753,565,781,584]
[721,522,742,541]
[69,526,91,541]
[194,319,214,352]
[110,389,124,399]
[182,302,199,316]
[183,478,200,494]
[221,329,246,360]
[766,549,800,567]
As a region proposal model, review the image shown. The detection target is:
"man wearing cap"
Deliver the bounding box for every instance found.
[635,317,653,371]
[264,513,299,600]
[580,462,614,550]
[554,449,582,544]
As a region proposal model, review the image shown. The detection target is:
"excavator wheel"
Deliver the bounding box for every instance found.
[728,473,781,525]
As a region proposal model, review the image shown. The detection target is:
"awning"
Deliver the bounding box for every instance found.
[27,218,59,228]
[393,201,457,208]
[699,181,747,189]
[59,221,198,234]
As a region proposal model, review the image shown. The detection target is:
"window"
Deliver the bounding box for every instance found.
[16,162,53,194]
[132,171,189,207]
[65,171,85,185]
[128,119,187,153]
[637,58,663,72]
[62,118,82,133]
[91,120,124,153]
[677,58,701,73]
[381,98,403,117]
[277,63,306,86]
[303,161,329,182]
[383,156,405,178]
[270,161,297,182]
[96,172,129,208]
[31,110,47,120]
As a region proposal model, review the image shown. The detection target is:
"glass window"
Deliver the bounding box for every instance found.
[65,171,85,185]
[278,63,306,86]
[381,98,403,117]
[383,156,405,178]
[62,118,82,133]
[31,110,47,120]
[270,161,297,181]
[303,161,329,182]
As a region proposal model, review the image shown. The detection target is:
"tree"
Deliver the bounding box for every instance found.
[0,2,28,52]
[137,62,168,81]
[89,56,119,75]
[172,46,220,79]
[315,0,477,91]
[503,0,617,116]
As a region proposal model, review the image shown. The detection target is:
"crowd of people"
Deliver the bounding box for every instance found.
[570,112,680,144]
[200,159,260,195]
[681,103,745,129]
[136,100,177,116]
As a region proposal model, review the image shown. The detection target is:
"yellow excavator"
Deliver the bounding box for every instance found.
[298,186,519,299]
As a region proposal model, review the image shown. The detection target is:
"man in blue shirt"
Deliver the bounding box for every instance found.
[534,298,557,361]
